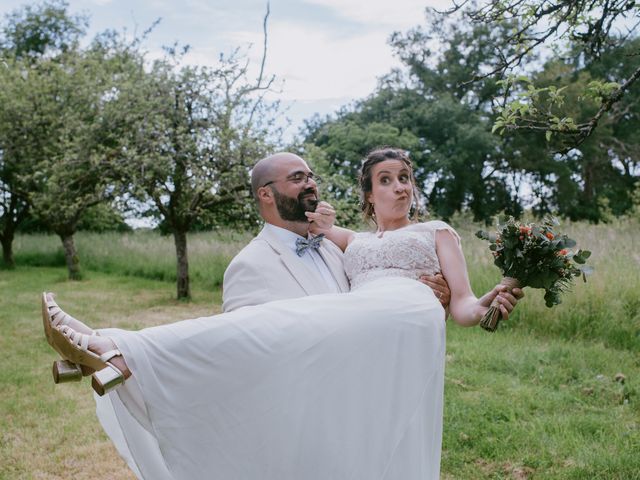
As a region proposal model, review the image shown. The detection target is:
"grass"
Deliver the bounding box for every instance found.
[12,229,254,290]
[0,267,221,479]
[2,221,639,479]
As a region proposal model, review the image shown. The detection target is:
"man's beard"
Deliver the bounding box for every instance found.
[272,187,318,222]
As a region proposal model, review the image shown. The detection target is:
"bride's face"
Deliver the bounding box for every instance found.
[366,160,413,223]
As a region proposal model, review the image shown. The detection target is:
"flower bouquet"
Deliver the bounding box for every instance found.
[475,216,592,332]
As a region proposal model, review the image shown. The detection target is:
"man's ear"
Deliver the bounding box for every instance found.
[257,186,273,204]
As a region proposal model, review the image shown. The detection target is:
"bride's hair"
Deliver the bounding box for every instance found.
[359,147,421,225]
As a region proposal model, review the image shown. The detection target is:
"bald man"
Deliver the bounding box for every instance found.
[221,152,450,312]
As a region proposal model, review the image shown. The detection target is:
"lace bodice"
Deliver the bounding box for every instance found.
[343,221,460,290]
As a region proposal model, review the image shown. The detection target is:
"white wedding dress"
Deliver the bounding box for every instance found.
[95,221,456,480]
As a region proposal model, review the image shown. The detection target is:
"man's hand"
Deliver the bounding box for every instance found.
[306,201,336,235]
[477,285,525,321]
[418,273,451,308]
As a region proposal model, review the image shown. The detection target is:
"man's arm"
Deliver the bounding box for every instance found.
[419,273,451,308]
[222,258,273,312]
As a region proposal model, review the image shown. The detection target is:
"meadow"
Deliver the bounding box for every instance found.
[1,220,638,479]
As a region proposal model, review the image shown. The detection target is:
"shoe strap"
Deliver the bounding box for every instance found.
[48,301,96,335]
[100,349,122,362]
[60,326,119,361]
[60,326,91,351]
[48,304,70,327]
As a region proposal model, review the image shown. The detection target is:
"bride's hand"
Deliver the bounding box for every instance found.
[476,285,524,321]
[306,201,336,235]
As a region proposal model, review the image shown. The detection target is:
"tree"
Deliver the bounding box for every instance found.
[446,0,640,150]
[0,0,88,268]
[0,0,86,60]
[502,38,640,220]
[304,20,525,223]
[0,59,32,267]
[19,30,141,279]
[116,45,280,298]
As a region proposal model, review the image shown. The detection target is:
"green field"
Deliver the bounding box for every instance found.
[1,221,638,479]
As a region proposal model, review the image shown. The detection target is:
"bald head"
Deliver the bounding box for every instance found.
[251,152,307,199]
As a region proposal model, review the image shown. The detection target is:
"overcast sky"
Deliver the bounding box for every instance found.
[1,0,452,138]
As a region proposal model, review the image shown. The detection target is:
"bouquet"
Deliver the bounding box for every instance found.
[475,216,592,332]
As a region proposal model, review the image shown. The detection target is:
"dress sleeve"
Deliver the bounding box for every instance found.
[424,220,461,246]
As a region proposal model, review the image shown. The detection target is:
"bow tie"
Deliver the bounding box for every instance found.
[295,234,325,257]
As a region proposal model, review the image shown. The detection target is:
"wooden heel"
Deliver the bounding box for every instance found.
[91,365,124,396]
[52,360,83,383]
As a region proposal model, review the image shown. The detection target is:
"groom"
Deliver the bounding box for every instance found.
[222,152,451,312]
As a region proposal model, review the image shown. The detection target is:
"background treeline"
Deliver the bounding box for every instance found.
[1,1,639,298]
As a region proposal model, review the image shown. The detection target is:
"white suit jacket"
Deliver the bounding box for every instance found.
[222,225,350,312]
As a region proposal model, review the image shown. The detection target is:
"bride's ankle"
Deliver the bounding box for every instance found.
[89,336,132,379]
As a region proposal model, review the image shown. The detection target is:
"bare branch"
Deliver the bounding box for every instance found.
[257,1,270,89]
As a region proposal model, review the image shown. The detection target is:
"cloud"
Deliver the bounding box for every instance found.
[193,18,403,102]
[302,0,451,29]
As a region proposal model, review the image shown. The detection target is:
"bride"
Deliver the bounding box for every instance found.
[42,147,520,480]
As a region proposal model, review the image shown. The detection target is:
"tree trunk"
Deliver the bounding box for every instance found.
[174,230,191,300]
[1,233,15,269]
[60,234,82,280]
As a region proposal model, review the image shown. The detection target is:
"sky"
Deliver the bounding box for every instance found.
[0,0,452,139]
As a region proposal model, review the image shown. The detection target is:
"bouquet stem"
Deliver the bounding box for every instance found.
[480,277,521,332]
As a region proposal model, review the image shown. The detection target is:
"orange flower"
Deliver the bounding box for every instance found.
[559,249,568,255]
[545,232,554,240]
[519,226,532,235]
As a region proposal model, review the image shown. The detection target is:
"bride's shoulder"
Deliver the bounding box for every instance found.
[413,220,454,230]
[413,221,461,243]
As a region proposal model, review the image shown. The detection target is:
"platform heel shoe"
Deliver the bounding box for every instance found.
[49,325,126,396]
[42,292,97,384]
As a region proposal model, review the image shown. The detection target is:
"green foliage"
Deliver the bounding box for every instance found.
[110,45,281,297]
[0,0,87,60]
[0,2,283,294]
[0,1,144,278]
[303,26,524,223]
[456,0,640,149]
[76,203,131,233]
[303,7,638,224]
[115,50,274,234]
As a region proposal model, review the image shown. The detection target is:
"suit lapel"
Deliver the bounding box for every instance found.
[257,227,329,296]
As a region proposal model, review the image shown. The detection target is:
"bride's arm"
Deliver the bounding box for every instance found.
[306,201,355,252]
[435,229,518,327]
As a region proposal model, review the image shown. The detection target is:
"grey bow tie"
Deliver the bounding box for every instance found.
[295,234,325,257]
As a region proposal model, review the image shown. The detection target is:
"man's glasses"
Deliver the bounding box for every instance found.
[262,172,322,188]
